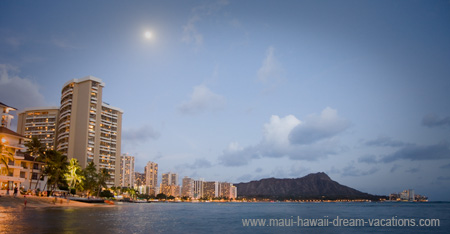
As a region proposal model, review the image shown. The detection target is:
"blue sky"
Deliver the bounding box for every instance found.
[1,0,449,200]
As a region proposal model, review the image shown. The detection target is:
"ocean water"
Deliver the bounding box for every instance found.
[1,202,449,233]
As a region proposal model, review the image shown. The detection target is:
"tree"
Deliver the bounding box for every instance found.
[43,150,69,195]
[97,168,111,197]
[64,158,85,194]
[0,142,14,174]
[156,193,167,200]
[25,137,46,191]
[82,162,98,196]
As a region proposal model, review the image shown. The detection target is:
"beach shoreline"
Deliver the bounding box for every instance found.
[0,195,107,209]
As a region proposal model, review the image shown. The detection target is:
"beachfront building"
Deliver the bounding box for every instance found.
[181,176,193,198]
[1,102,16,129]
[160,172,180,197]
[134,172,146,194]
[55,76,123,187]
[16,107,59,150]
[119,154,135,187]
[203,181,219,199]
[0,126,47,194]
[231,185,237,199]
[145,161,158,195]
[218,182,237,199]
[193,179,204,199]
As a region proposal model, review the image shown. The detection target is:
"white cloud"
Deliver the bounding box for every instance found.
[289,107,350,145]
[219,107,349,166]
[0,64,46,109]
[182,15,203,46]
[182,0,229,47]
[122,125,160,143]
[179,84,226,114]
[257,46,284,88]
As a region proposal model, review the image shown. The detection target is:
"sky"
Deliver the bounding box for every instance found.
[1,0,449,200]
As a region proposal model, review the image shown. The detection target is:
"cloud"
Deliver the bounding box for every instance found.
[219,107,348,166]
[390,164,401,173]
[0,64,47,109]
[182,15,203,46]
[405,168,420,173]
[365,136,408,147]
[52,38,77,49]
[185,158,213,169]
[380,142,450,163]
[422,114,450,128]
[255,167,263,173]
[257,46,284,89]
[289,107,350,145]
[341,164,379,177]
[437,176,450,181]
[182,0,229,46]
[122,125,160,143]
[358,155,378,164]
[178,84,226,114]
[440,163,450,169]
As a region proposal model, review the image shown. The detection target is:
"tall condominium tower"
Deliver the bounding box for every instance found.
[14,76,123,187]
[193,179,204,199]
[203,181,219,199]
[17,107,59,150]
[181,176,193,198]
[145,161,158,195]
[120,154,135,187]
[161,172,180,197]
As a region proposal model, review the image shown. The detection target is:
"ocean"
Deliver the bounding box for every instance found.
[1,202,449,233]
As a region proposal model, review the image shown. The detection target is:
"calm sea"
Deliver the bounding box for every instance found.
[1,202,449,233]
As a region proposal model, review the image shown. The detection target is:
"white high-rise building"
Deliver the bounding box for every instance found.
[145,161,158,195]
[120,154,135,187]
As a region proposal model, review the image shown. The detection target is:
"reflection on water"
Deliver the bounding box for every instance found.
[1,202,449,234]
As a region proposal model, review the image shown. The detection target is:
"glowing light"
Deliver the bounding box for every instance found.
[144,31,152,39]
[1,138,6,143]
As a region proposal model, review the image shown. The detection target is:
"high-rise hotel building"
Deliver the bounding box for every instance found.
[16,76,123,186]
[145,161,158,195]
[120,154,135,187]
[17,107,59,150]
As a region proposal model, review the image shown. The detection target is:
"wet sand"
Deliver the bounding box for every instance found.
[0,195,102,208]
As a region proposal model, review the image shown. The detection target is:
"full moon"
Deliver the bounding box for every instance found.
[144,31,152,39]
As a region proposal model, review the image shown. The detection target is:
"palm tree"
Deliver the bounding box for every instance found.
[82,162,98,196]
[97,168,111,197]
[0,142,14,174]
[64,158,85,195]
[25,137,46,191]
[44,150,69,195]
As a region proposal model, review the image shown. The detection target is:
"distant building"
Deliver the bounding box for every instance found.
[134,172,146,187]
[16,107,59,150]
[193,179,204,199]
[203,181,219,199]
[231,185,237,199]
[119,154,135,187]
[161,172,180,197]
[219,182,232,198]
[400,189,415,201]
[181,176,193,198]
[145,161,158,195]
[1,102,17,129]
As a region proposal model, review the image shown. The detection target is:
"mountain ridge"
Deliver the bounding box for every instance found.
[234,172,385,200]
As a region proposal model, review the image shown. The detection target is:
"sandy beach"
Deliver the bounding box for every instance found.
[0,195,103,208]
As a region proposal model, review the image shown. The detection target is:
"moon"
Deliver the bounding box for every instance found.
[144,31,152,39]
